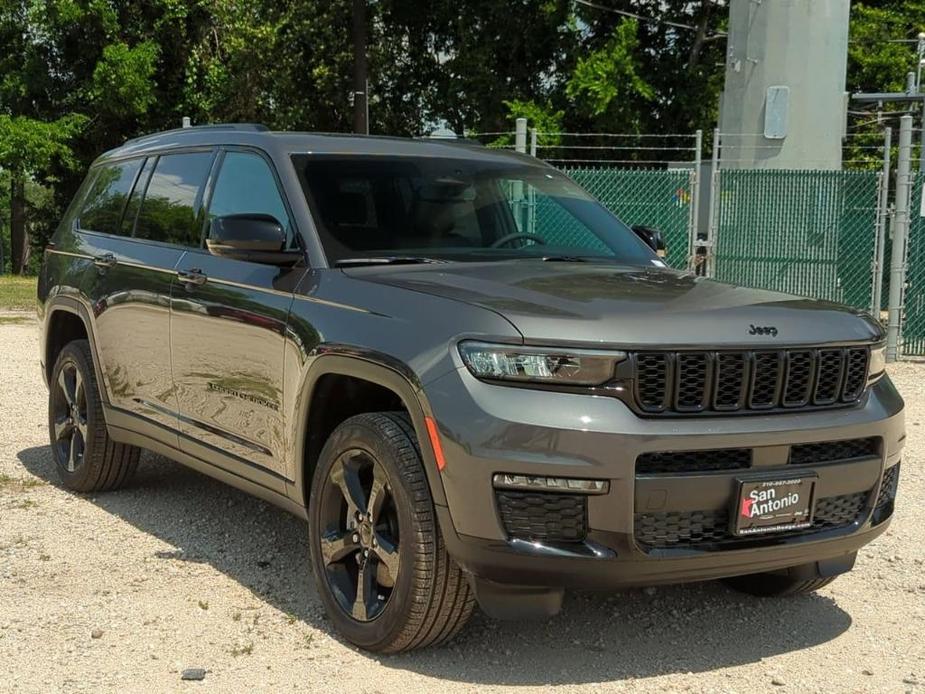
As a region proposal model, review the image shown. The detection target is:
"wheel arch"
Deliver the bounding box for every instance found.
[288,350,448,509]
[43,298,109,405]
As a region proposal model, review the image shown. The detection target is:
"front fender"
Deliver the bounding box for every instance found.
[286,349,448,508]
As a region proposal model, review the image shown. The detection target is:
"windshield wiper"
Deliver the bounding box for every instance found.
[334,256,446,268]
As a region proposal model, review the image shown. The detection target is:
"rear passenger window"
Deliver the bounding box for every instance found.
[207,151,295,247]
[135,152,213,246]
[78,159,143,235]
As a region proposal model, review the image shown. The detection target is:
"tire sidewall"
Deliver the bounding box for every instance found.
[308,416,426,650]
[48,341,103,488]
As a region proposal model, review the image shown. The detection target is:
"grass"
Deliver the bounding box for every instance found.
[0,275,37,311]
[0,473,46,492]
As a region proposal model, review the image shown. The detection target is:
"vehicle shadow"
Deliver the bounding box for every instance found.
[17,445,853,686]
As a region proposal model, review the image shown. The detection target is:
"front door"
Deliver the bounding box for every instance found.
[170,149,306,480]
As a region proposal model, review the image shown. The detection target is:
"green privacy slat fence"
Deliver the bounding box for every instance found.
[904,172,925,355]
[553,167,695,268]
[712,170,880,311]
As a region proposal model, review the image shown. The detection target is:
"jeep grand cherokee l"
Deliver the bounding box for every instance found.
[38,124,904,653]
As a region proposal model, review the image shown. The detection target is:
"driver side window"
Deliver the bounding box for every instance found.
[208,151,296,248]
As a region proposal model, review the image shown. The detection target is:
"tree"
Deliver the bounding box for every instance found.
[0,115,86,273]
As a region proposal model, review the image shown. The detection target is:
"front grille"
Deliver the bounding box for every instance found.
[495,490,587,542]
[789,437,880,465]
[637,448,751,475]
[632,347,870,415]
[634,491,868,550]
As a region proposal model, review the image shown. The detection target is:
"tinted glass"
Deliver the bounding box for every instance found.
[293,155,656,265]
[135,151,213,246]
[208,152,295,247]
[78,159,143,235]
[120,157,155,236]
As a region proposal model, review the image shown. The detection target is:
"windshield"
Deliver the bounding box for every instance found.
[291,154,658,265]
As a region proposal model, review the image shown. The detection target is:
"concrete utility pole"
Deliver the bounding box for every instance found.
[719,0,851,169]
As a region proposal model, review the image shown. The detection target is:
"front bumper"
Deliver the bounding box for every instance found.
[425,368,904,590]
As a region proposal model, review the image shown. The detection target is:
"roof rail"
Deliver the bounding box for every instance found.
[124,123,270,145]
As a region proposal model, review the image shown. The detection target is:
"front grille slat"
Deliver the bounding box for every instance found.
[632,347,870,416]
[634,491,869,550]
[789,437,880,465]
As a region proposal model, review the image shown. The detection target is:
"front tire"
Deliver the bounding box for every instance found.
[48,340,140,492]
[308,412,474,652]
[722,573,838,597]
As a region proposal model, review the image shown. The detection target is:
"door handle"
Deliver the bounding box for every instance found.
[177,268,207,287]
[92,253,117,270]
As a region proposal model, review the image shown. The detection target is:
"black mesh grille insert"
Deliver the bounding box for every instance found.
[713,353,746,410]
[634,492,868,550]
[842,348,869,401]
[635,353,669,412]
[875,464,900,511]
[789,437,880,465]
[631,347,870,416]
[750,351,782,408]
[637,449,752,475]
[496,490,587,542]
[675,353,709,410]
[814,349,844,404]
[782,351,814,406]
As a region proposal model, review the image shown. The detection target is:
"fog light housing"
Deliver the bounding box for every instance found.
[492,473,609,495]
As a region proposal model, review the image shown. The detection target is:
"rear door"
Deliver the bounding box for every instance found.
[170,148,305,480]
[73,154,197,446]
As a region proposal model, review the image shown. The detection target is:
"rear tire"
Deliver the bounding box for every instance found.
[722,573,838,597]
[48,339,140,492]
[308,412,474,653]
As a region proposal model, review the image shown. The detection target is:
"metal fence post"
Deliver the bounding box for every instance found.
[512,118,528,228]
[514,118,527,154]
[887,115,913,361]
[689,129,703,271]
[704,128,721,278]
[872,126,891,317]
[529,128,537,158]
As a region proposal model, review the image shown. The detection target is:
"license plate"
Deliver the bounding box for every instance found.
[733,476,816,537]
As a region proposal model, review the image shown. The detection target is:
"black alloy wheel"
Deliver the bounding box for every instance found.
[317,449,401,622]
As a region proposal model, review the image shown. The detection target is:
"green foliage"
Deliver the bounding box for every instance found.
[0,114,87,175]
[567,20,654,117]
[90,41,159,117]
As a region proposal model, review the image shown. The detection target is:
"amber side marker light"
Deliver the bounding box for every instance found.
[424,416,447,471]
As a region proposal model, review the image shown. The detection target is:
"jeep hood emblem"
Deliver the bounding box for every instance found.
[749,324,779,337]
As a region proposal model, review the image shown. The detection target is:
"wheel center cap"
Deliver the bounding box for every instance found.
[358,521,373,547]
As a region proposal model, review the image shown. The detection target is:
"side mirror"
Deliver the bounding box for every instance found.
[206,214,302,266]
[632,224,666,258]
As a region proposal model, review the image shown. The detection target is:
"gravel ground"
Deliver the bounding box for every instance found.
[1,313,923,693]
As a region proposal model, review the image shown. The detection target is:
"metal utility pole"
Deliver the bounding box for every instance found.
[886,116,913,361]
[351,0,368,134]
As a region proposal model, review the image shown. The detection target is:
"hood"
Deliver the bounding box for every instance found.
[345,261,882,347]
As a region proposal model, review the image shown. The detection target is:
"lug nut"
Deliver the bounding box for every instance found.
[363,549,369,557]
[352,534,359,543]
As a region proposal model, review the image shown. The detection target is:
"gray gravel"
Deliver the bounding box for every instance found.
[1,314,923,693]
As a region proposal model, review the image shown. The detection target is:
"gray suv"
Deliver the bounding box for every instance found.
[38,124,904,652]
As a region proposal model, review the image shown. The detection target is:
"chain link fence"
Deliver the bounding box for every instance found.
[555,168,696,268]
[710,169,883,311]
[903,170,925,355]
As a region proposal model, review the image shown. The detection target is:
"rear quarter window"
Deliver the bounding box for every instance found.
[77,158,144,235]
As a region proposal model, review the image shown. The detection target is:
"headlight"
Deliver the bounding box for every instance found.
[458,341,624,386]
[868,343,886,384]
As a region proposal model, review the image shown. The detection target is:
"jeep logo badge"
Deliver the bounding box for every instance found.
[749,324,779,337]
